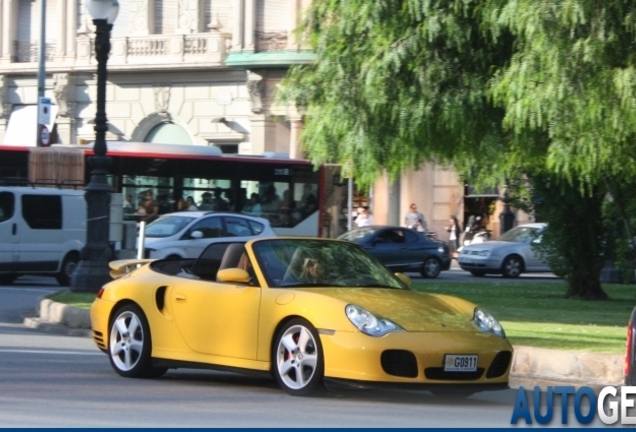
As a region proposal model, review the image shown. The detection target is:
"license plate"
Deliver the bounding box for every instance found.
[444,354,478,372]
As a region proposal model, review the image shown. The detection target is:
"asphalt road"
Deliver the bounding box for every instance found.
[0,274,602,429]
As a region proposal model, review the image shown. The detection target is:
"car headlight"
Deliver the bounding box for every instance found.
[345,304,404,337]
[472,308,506,339]
[477,250,491,257]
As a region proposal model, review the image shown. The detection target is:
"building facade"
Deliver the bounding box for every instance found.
[0,0,524,238]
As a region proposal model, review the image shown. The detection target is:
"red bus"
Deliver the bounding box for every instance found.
[0,142,332,237]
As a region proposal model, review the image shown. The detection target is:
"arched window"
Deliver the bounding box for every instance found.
[144,122,193,145]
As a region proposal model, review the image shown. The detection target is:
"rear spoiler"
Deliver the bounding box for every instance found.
[109,259,155,279]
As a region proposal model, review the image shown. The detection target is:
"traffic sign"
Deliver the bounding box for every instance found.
[38,97,51,125]
[39,125,50,146]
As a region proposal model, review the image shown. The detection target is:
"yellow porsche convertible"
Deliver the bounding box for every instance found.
[91,238,512,396]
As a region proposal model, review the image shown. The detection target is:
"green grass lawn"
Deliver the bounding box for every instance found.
[50,280,636,354]
[411,280,635,354]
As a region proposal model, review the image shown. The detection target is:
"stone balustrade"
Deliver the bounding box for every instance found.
[13,32,230,67]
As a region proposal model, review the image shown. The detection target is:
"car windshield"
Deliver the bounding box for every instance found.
[498,226,542,243]
[252,239,407,289]
[338,227,378,242]
[145,216,195,238]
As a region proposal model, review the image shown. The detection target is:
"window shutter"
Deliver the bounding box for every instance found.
[256,0,286,32]
[154,0,177,34]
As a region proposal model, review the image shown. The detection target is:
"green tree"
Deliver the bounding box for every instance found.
[281,0,636,299]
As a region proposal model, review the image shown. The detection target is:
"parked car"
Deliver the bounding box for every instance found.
[0,186,86,286]
[141,211,276,259]
[457,223,549,278]
[92,238,512,396]
[338,226,451,278]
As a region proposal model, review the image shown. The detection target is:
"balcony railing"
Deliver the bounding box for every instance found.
[78,32,231,66]
[13,41,56,63]
[11,33,229,66]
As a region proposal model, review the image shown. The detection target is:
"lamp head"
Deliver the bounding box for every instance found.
[86,0,119,23]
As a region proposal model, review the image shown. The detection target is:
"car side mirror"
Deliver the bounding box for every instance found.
[190,230,203,239]
[394,272,411,287]
[216,268,251,284]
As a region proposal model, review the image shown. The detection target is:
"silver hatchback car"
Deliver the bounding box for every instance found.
[141,211,276,259]
[457,223,550,278]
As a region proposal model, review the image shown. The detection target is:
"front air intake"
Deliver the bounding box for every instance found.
[486,351,512,378]
[381,350,418,378]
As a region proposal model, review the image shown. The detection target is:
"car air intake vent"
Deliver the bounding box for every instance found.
[486,351,512,378]
[381,350,418,378]
[424,368,484,380]
[92,330,106,350]
[155,286,168,311]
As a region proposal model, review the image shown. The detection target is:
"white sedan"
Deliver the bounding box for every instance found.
[457,223,550,278]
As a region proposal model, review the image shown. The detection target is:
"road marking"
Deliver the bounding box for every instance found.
[0,349,103,356]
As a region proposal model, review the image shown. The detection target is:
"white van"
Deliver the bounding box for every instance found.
[0,187,86,285]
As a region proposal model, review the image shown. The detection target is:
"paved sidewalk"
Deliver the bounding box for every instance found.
[24,296,624,389]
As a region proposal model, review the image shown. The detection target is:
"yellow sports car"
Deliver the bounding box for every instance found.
[91,238,512,396]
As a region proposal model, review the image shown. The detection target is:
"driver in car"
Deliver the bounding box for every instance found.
[299,258,330,285]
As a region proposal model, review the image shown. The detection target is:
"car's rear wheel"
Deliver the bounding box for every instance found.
[108,304,166,378]
[502,255,523,278]
[273,318,324,396]
[470,271,486,277]
[420,257,441,278]
[56,252,79,286]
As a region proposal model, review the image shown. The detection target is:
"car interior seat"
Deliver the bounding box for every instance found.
[216,243,248,282]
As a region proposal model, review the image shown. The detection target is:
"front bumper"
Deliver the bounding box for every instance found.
[457,256,503,272]
[320,330,512,386]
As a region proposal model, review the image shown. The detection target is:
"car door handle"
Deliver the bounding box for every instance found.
[174,294,187,303]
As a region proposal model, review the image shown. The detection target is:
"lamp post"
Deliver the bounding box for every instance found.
[70,0,119,292]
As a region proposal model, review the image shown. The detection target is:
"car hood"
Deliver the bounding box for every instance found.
[293,288,476,332]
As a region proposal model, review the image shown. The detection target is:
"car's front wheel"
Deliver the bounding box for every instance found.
[273,318,324,396]
[501,255,523,278]
[420,257,441,278]
[108,304,166,378]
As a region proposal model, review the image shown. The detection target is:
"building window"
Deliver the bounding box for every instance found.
[145,122,193,145]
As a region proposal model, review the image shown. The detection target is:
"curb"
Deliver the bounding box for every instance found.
[25,298,624,387]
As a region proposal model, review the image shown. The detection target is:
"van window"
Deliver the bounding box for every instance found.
[22,195,62,229]
[0,192,14,222]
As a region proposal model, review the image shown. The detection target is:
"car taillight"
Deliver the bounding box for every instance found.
[96,288,105,299]
[625,319,633,377]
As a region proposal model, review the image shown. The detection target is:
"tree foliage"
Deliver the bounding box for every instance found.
[280,0,636,298]
[281,0,510,186]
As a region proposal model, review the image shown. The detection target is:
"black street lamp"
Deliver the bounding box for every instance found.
[70,0,119,292]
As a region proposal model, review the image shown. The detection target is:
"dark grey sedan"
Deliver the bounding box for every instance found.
[338,226,451,278]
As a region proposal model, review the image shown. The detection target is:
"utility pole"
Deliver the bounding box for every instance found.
[36,0,47,146]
